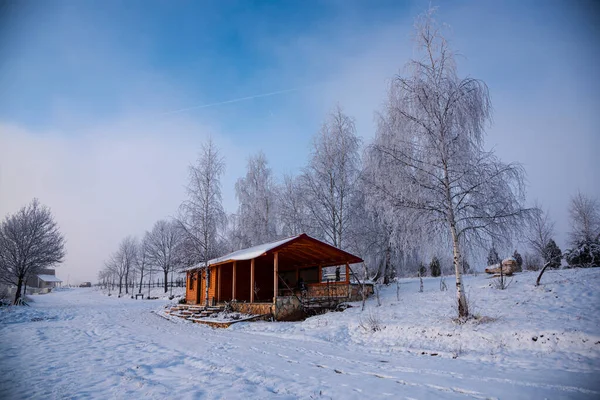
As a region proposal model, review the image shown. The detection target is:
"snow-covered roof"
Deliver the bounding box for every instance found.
[38,274,62,283]
[185,235,301,271]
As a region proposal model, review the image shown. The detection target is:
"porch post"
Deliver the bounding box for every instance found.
[273,252,279,303]
[345,262,350,283]
[232,261,237,300]
[318,265,322,283]
[217,265,221,302]
[250,258,255,303]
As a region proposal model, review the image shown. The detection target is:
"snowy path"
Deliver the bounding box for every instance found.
[1,288,599,399]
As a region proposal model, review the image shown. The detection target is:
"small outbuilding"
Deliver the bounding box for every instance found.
[185,234,368,320]
[26,268,62,294]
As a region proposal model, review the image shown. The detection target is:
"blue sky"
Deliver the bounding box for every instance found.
[1,0,599,282]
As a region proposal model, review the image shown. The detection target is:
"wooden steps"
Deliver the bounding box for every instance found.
[165,304,224,320]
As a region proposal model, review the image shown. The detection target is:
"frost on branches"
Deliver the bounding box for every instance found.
[365,8,530,318]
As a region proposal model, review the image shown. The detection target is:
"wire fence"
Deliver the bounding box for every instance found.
[98,278,186,290]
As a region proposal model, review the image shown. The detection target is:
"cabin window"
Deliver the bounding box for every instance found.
[189,273,194,290]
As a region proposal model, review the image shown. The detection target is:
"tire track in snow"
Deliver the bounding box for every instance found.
[245,332,600,397]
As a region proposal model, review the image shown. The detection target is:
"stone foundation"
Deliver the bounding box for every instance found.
[273,296,304,321]
[228,283,373,322]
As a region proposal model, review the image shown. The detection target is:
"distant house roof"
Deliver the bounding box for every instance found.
[37,274,62,283]
[185,233,363,271]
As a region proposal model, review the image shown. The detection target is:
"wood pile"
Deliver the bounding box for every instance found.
[485,258,517,276]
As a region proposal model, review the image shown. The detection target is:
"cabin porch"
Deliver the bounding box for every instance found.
[185,234,367,321]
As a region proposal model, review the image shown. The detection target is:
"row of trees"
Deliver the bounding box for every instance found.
[483,191,599,274]
[102,8,598,318]
[100,219,184,296]
[513,192,599,273]
[396,189,599,279]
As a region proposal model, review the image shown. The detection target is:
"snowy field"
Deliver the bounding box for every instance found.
[1,269,599,399]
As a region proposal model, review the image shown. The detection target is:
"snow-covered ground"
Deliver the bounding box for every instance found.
[1,269,599,399]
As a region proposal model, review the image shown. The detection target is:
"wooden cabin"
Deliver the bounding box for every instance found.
[184,234,366,320]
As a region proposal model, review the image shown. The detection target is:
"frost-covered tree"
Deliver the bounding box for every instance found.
[278,174,312,237]
[302,105,361,250]
[358,206,397,284]
[487,247,501,266]
[564,193,600,268]
[362,136,428,283]
[568,192,600,246]
[178,139,227,305]
[367,8,530,318]
[302,105,361,279]
[234,152,279,248]
[526,205,555,263]
[0,199,66,304]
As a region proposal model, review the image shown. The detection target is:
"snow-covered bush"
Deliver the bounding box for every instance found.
[359,310,384,332]
[564,238,599,268]
[429,257,441,277]
[418,262,427,277]
[487,247,501,266]
[524,253,542,271]
[512,250,523,272]
[543,239,562,269]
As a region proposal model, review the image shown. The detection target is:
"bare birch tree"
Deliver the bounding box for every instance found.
[565,192,600,268]
[368,8,530,318]
[146,219,183,293]
[178,138,227,305]
[0,199,66,304]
